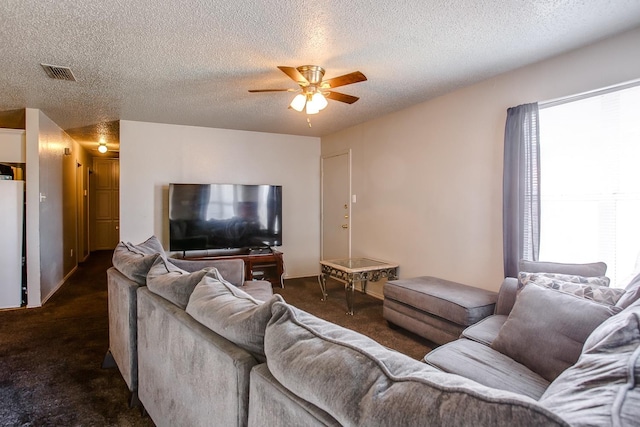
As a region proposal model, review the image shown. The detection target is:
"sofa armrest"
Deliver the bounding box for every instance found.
[168,258,245,286]
[107,267,140,392]
[494,277,518,315]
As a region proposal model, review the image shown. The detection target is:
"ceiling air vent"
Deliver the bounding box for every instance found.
[40,63,77,81]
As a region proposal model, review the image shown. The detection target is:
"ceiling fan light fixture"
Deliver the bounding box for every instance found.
[305,93,320,115]
[305,103,319,115]
[311,92,328,111]
[290,94,306,112]
[250,65,366,116]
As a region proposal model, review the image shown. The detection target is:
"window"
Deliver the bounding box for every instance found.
[539,83,640,287]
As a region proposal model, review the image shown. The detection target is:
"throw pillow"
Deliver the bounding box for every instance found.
[127,235,165,255]
[491,284,620,382]
[539,302,640,426]
[518,271,610,288]
[112,235,165,284]
[263,302,565,426]
[518,260,607,277]
[616,271,640,309]
[185,275,284,359]
[518,272,624,306]
[168,257,245,286]
[146,256,225,309]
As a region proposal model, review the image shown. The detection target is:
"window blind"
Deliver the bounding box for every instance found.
[539,84,640,287]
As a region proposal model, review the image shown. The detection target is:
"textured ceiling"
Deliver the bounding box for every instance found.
[2,0,640,151]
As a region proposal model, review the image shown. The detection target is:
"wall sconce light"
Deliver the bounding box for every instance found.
[98,142,108,154]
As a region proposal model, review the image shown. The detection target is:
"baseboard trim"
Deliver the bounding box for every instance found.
[41,265,78,305]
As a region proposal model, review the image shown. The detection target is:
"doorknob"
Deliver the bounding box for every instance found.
[342,224,348,229]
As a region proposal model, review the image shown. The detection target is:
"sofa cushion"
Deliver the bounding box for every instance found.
[264,302,567,426]
[383,276,497,326]
[518,260,607,277]
[519,272,624,306]
[248,364,341,427]
[241,280,274,302]
[491,284,620,382]
[128,235,165,255]
[461,314,508,346]
[617,271,640,309]
[185,275,283,359]
[168,257,245,287]
[539,301,640,426]
[112,236,165,285]
[147,256,222,309]
[424,338,549,399]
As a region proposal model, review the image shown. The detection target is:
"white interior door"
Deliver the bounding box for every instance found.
[322,152,350,260]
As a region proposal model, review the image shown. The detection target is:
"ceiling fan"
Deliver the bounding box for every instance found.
[248,65,367,115]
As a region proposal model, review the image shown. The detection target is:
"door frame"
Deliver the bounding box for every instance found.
[75,161,87,262]
[320,149,352,261]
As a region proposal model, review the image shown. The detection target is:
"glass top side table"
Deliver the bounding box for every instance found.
[319,257,399,315]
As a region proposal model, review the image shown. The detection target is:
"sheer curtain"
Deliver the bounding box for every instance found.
[503,103,540,278]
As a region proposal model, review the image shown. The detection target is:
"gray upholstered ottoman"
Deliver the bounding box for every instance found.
[383,276,498,345]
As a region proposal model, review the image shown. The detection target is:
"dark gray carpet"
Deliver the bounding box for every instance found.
[0,251,152,426]
[0,251,433,426]
[273,277,434,360]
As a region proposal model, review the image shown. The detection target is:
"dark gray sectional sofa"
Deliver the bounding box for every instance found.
[107,237,640,426]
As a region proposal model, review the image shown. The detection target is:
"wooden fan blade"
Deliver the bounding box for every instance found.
[277,66,309,85]
[325,91,359,104]
[322,71,367,89]
[248,89,298,93]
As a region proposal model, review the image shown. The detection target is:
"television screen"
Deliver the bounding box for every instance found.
[169,183,282,252]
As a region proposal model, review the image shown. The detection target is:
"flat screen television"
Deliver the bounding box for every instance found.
[169,183,282,252]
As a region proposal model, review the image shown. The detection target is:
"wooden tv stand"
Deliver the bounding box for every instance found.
[185,250,284,288]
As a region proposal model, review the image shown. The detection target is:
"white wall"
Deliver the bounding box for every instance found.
[25,109,41,306]
[35,110,79,303]
[0,129,25,162]
[322,27,640,292]
[119,120,321,278]
[24,109,84,306]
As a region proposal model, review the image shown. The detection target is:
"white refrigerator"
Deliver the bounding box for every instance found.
[0,180,24,309]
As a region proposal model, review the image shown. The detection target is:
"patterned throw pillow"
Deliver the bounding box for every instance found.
[518,271,610,288]
[518,272,624,306]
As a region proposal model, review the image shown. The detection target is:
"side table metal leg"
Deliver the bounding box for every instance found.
[319,274,328,301]
[345,279,355,315]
